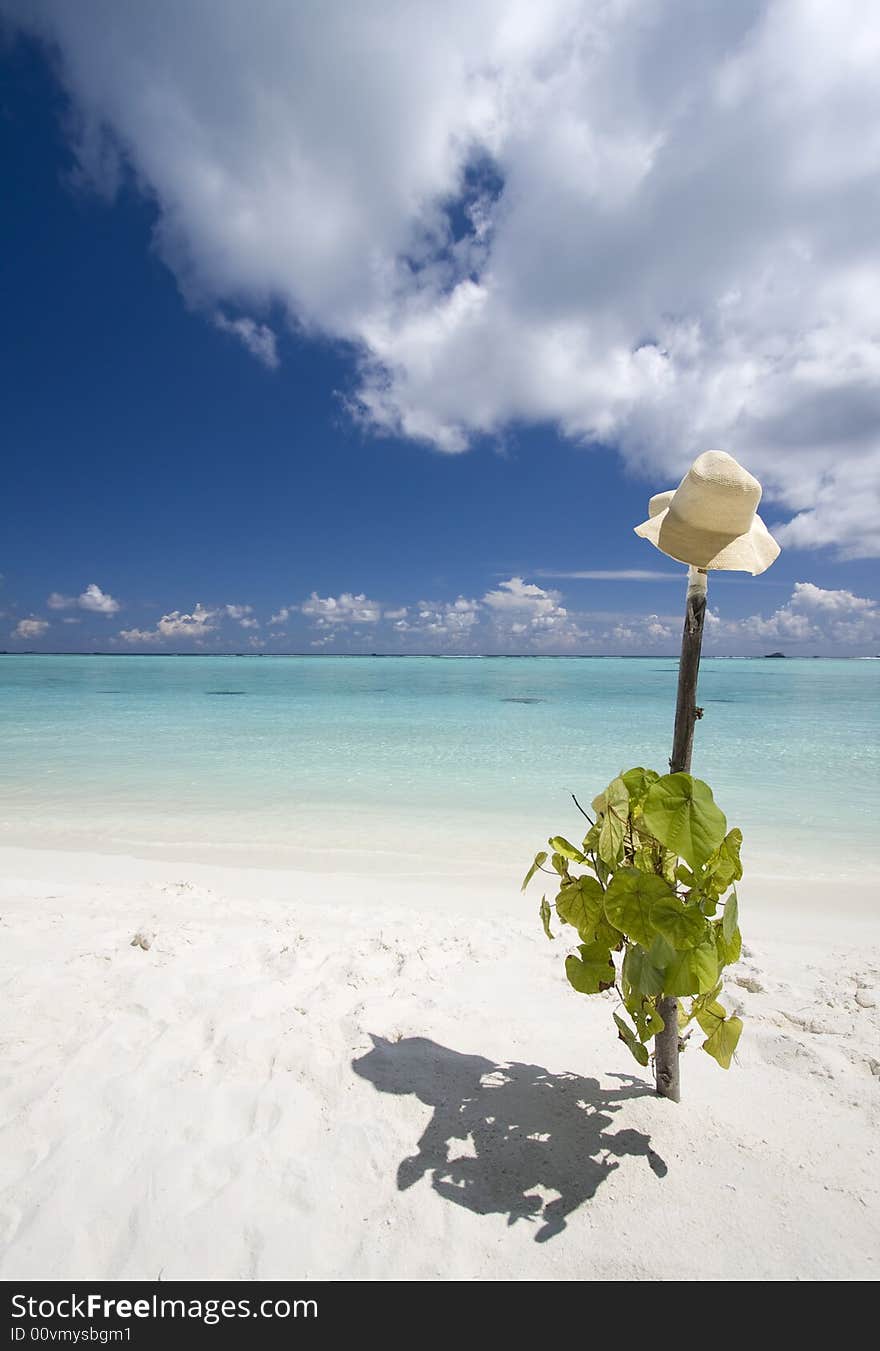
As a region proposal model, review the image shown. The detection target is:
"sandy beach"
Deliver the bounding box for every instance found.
[1,845,877,1282]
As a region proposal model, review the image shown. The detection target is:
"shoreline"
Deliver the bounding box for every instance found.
[0,834,875,906]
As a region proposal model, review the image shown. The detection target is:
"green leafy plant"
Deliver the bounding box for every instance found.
[523,767,744,1073]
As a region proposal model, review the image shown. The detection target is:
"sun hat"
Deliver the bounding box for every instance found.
[633,450,781,574]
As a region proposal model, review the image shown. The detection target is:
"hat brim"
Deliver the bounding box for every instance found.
[634,507,781,575]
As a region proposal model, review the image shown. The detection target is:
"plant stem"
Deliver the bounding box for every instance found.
[655,565,708,1103]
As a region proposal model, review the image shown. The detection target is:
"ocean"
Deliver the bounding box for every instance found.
[1,654,877,884]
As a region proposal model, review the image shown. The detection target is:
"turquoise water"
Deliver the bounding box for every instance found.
[1,655,877,879]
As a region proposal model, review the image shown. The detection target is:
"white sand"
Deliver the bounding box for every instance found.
[1,845,878,1281]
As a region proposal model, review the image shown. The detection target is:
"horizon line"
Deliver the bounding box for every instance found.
[0,651,867,660]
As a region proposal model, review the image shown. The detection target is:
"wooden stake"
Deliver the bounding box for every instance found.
[655,565,708,1102]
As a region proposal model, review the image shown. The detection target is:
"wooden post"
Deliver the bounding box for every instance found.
[655,565,708,1102]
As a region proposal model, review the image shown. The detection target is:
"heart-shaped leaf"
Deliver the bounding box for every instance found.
[701,1015,743,1069]
[565,942,615,994]
[650,895,708,950]
[556,875,605,941]
[642,773,727,869]
[604,869,672,947]
[663,940,719,996]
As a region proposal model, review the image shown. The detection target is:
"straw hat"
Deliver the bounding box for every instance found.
[633,450,781,574]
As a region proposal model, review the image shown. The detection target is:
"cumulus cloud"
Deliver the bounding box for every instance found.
[117,627,160,645]
[293,575,879,653]
[156,603,217,639]
[48,583,120,614]
[402,598,481,641]
[97,575,879,652]
[702,581,880,651]
[301,592,382,626]
[224,603,259,629]
[611,615,677,647]
[78,582,120,614]
[13,616,49,639]
[212,313,279,369]
[482,576,582,647]
[118,603,218,644]
[5,1,880,554]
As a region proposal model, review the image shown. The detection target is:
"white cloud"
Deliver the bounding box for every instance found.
[213,313,279,369]
[157,603,217,639]
[482,577,564,616]
[118,603,217,644]
[269,607,291,626]
[301,592,382,626]
[117,627,160,645]
[481,575,582,647]
[98,575,878,653]
[78,583,120,614]
[610,615,676,648]
[6,2,880,554]
[48,583,120,614]
[708,582,880,650]
[224,603,259,629]
[13,617,49,639]
[405,597,481,641]
[787,581,875,615]
[294,575,879,653]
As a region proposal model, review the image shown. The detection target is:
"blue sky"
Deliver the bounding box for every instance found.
[1,6,878,655]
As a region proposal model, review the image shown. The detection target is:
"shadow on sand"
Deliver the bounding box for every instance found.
[352,1035,667,1242]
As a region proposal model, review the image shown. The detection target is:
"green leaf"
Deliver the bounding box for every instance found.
[582,821,601,854]
[603,869,670,947]
[620,766,660,807]
[565,943,615,994]
[593,856,611,887]
[548,836,587,864]
[722,888,739,944]
[694,998,727,1037]
[622,942,665,998]
[701,1015,743,1069]
[642,773,727,869]
[556,875,605,941]
[705,829,744,895]
[715,921,742,968]
[521,851,548,892]
[634,1001,665,1043]
[648,931,677,970]
[650,894,708,950]
[550,853,569,877]
[539,896,554,941]
[613,1012,650,1067]
[632,844,660,875]
[663,941,719,996]
[594,917,625,951]
[597,776,630,866]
